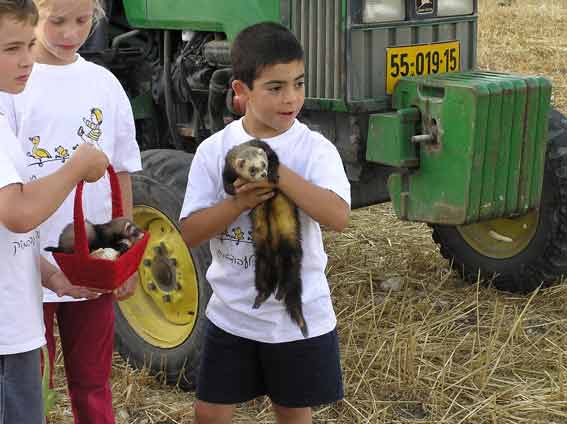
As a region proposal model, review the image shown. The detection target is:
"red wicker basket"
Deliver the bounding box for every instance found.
[51,165,150,290]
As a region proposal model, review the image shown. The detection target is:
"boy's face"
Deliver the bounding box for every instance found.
[236,60,305,139]
[35,0,94,65]
[0,16,35,94]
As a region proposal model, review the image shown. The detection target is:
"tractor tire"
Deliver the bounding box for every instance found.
[432,109,567,293]
[114,149,212,390]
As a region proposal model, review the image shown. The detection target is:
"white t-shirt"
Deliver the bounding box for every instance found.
[0,114,44,355]
[0,55,142,302]
[180,119,351,343]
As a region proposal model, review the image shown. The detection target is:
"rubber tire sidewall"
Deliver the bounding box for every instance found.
[114,150,211,391]
[431,109,567,292]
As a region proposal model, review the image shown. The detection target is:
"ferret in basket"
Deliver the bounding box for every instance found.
[44,218,144,258]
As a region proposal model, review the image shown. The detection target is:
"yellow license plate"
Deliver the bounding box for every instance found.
[386,41,460,94]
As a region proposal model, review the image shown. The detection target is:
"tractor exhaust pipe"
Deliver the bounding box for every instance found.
[208,68,232,133]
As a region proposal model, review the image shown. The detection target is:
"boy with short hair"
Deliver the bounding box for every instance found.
[180,22,351,424]
[0,1,109,422]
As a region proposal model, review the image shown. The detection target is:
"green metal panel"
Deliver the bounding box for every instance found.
[123,0,146,24]
[304,98,349,113]
[131,91,154,120]
[372,71,551,225]
[125,0,280,40]
[366,108,420,167]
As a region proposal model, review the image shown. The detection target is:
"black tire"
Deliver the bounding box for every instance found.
[432,109,567,293]
[114,149,212,390]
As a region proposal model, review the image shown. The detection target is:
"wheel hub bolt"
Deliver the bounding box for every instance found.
[163,294,172,303]
[147,282,157,291]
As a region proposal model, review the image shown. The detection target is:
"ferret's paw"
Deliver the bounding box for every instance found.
[44,246,64,253]
[253,292,270,309]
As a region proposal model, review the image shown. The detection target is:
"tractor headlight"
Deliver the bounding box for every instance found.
[363,0,405,23]
[437,0,474,16]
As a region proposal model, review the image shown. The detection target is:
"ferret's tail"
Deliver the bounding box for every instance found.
[287,299,309,338]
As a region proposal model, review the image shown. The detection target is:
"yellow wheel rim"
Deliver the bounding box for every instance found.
[117,206,198,348]
[457,211,539,259]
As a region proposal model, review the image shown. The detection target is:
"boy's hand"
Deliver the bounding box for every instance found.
[69,143,110,182]
[114,272,138,301]
[43,271,106,300]
[233,178,275,210]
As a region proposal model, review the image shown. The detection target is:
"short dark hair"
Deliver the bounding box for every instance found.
[232,22,304,88]
[0,0,38,26]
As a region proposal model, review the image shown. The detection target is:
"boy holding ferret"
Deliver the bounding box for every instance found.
[181,22,350,424]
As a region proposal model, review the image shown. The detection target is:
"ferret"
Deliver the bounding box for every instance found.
[223,139,307,337]
[44,217,144,256]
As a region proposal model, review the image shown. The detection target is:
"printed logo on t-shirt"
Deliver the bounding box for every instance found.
[214,247,255,270]
[219,226,252,245]
[215,225,255,269]
[26,136,56,166]
[25,106,104,168]
[77,107,103,147]
[11,230,40,256]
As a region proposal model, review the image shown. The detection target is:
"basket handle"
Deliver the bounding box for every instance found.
[73,165,124,256]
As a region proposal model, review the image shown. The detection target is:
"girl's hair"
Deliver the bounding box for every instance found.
[33,0,106,24]
[0,0,39,25]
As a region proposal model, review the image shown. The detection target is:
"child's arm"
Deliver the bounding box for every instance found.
[110,83,142,300]
[181,181,274,248]
[108,80,143,301]
[114,171,137,301]
[277,164,349,231]
[0,143,108,233]
[116,172,133,219]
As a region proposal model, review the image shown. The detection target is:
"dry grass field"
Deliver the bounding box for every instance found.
[48,1,567,423]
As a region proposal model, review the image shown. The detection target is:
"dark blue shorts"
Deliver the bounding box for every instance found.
[196,320,344,408]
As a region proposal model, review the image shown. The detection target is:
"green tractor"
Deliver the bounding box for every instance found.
[82,0,567,390]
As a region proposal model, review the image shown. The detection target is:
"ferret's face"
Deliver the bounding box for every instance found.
[234,148,268,182]
[100,218,144,242]
[98,218,144,253]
